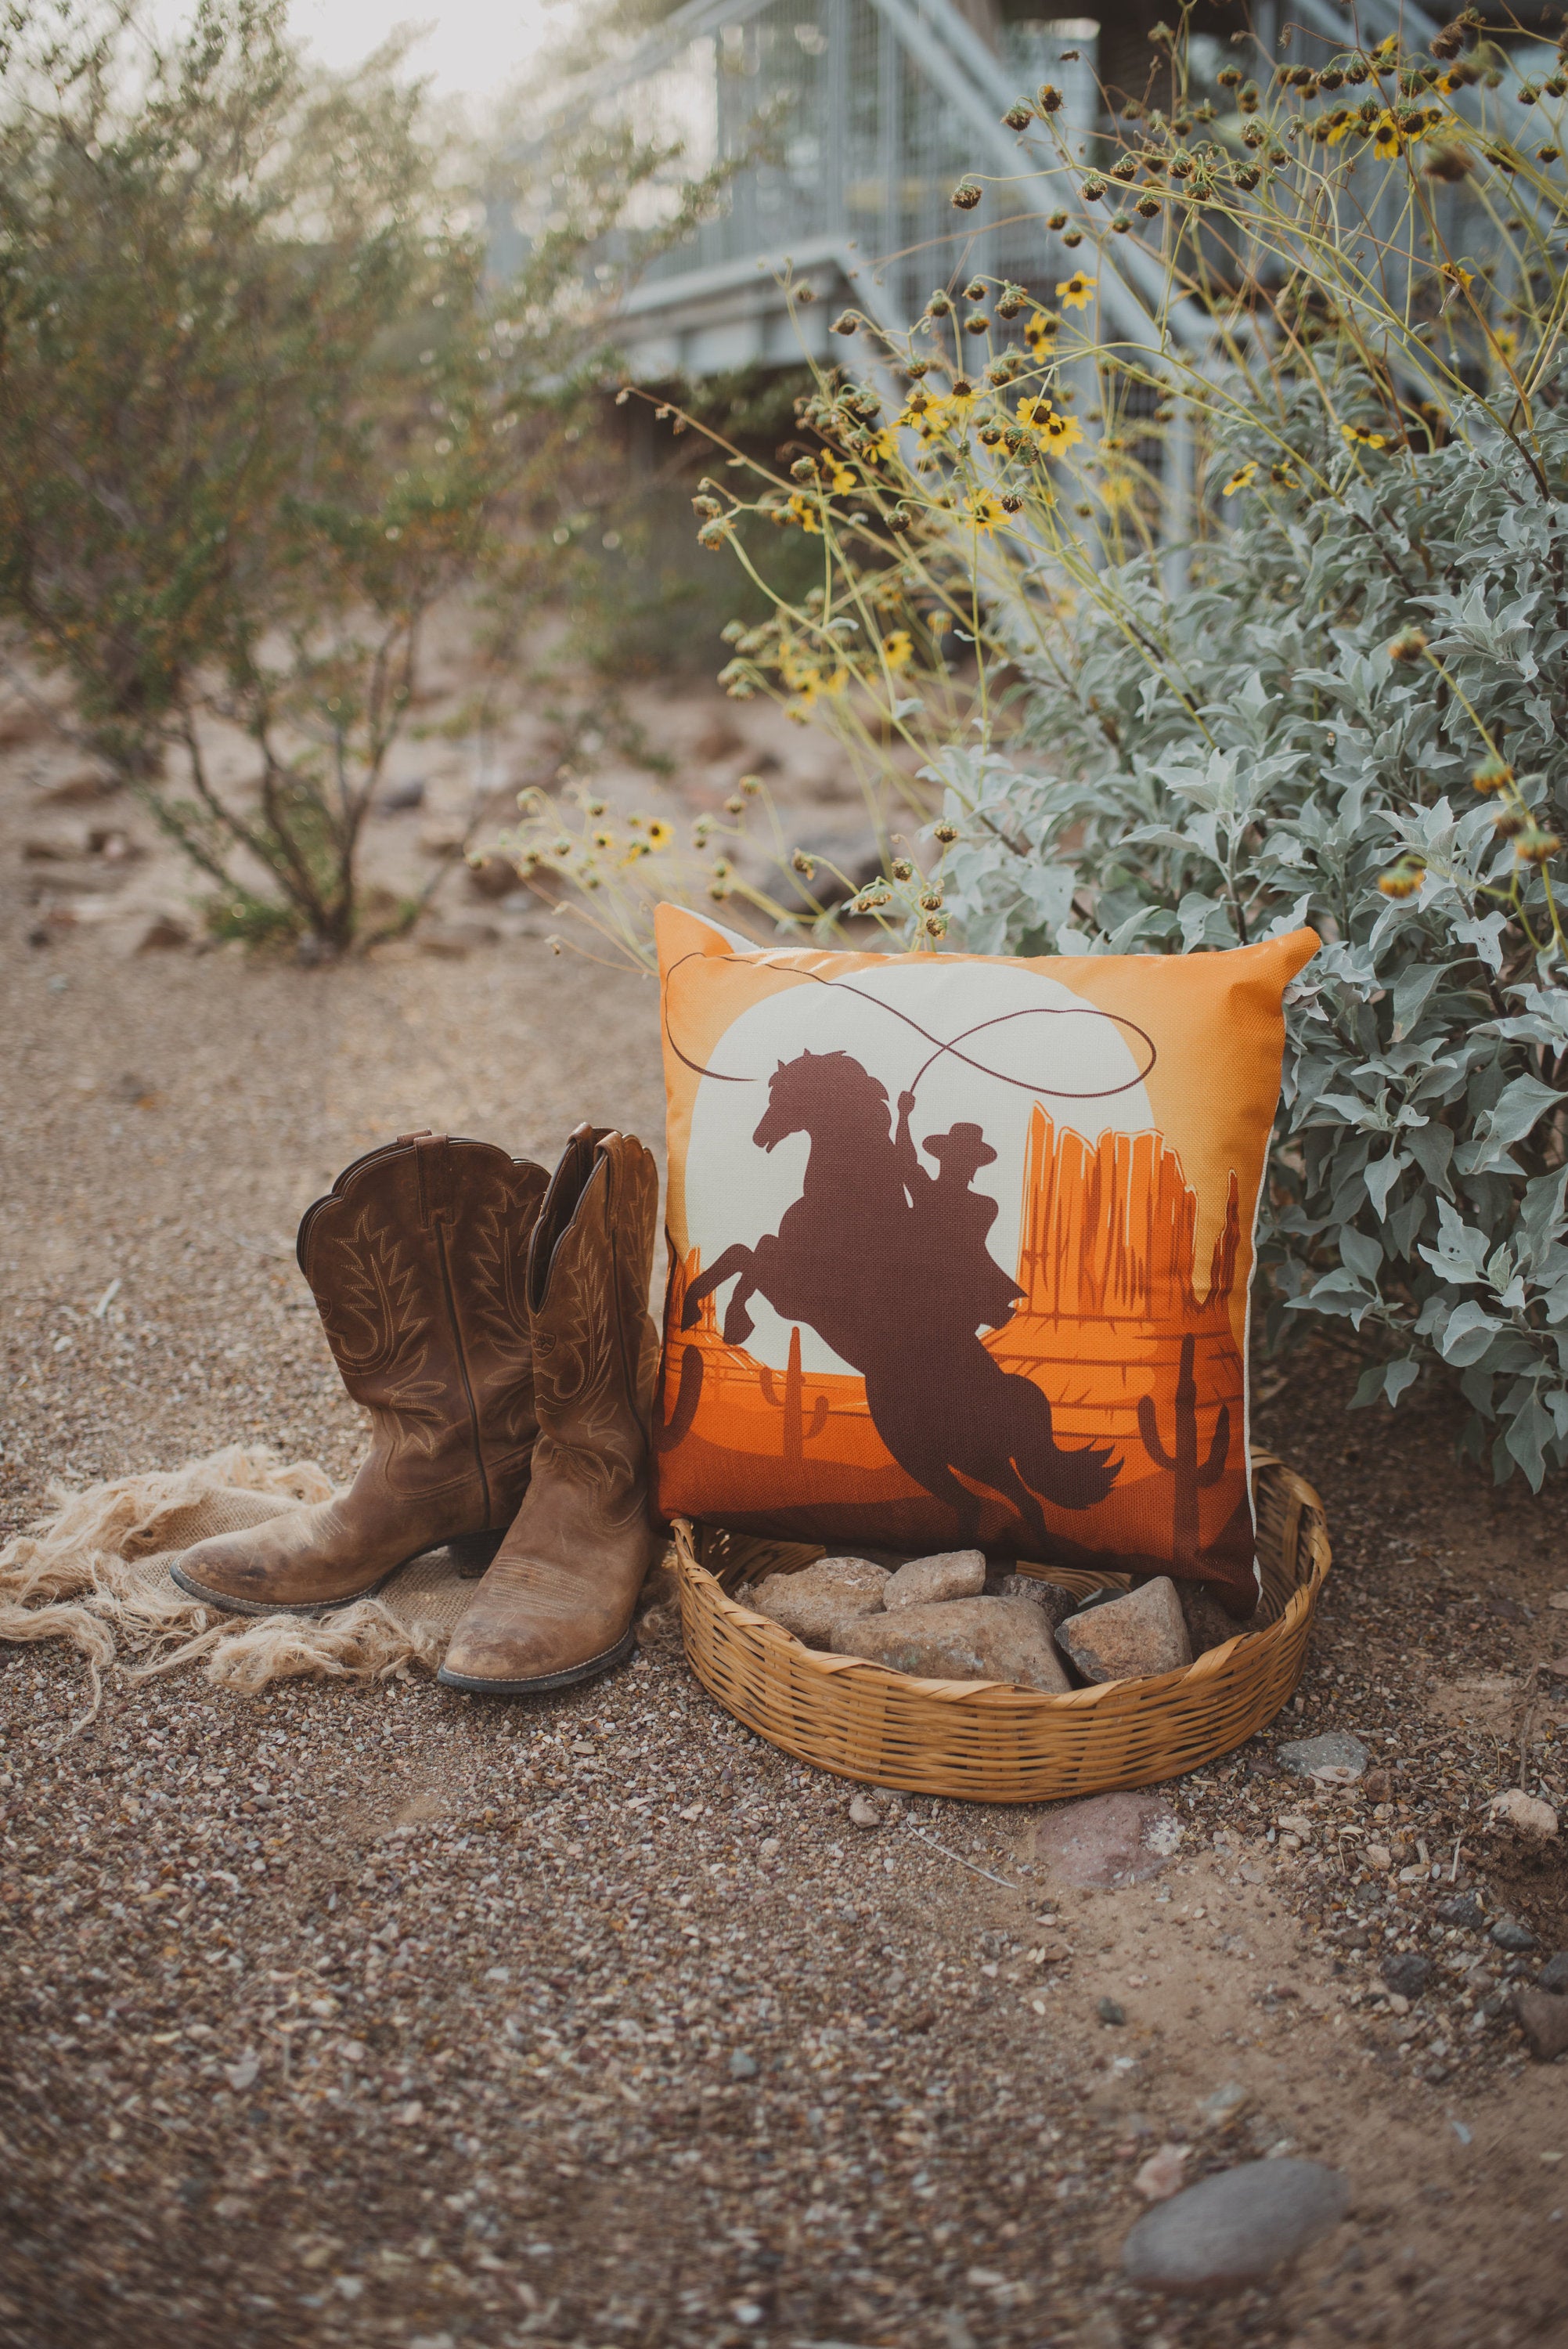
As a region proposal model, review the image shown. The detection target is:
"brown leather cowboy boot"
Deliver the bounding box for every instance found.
[438,1124,660,1694]
[171,1131,548,1616]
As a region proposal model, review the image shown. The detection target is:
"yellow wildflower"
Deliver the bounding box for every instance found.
[1372,112,1402,161]
[1024,308,1061,353]
[964,492,1005,533]
[1041,410,1085,456]
[1221,460,1258,497]
[647,819,674,850]
[882,630,914,672]
[1323,110,1354,146]
[1341,423,1387,449]
[786,493,823,534]
[865,429,896,466]
[1099,472,1137,512]
[592,828,615,851]
[1056,272,1096,311]
[1016,395,1051,430]
[1442,262,1475,291]
[828,462,856,494]
[1491,325,1520,363]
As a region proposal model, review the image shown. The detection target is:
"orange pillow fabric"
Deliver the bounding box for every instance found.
[653,905,1317,1607]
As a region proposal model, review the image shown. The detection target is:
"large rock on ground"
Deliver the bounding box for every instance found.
[1058,1578,1192,1684]
[883,1548,986,1611]
[749,1557,889,1647]
[1033,1789,1183,1888]
[1122,2159,1350,2297]
[838,1597,1071,1691]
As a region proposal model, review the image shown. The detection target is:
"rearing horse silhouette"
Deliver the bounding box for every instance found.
[680,1048,1118,1545]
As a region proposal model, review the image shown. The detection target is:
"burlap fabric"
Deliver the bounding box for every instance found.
[0,1447,517,1710]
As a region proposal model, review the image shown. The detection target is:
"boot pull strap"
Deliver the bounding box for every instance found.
[399,1131,455,1229]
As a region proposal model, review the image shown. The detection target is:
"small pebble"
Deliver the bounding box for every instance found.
[1276,1730,1368,1781]
[1098,1997,1126,2026]
[1513,1990,1568,2064]
[1134,2142,1191,2202]
[1380,1953,1433,2000]
[1488,1788,1559,1838]
[1491,1917,1539,1954]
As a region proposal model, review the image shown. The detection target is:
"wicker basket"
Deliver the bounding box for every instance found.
[669,1453,1329,1802]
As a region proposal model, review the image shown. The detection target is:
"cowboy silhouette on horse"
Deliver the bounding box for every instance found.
[679,1047,1119,1547]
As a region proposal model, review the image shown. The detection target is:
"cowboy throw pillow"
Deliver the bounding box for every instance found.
[652,904,1317,1610]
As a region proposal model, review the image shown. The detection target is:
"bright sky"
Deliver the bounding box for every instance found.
[286,0,569,98]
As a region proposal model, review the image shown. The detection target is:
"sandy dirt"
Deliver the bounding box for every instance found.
[2,674,1568,2349]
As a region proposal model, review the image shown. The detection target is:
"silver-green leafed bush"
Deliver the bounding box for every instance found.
[938,375,1568,1485]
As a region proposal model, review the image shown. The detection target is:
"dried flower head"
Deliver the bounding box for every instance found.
[1472,757,1513,792]
[1387,626,1429,661]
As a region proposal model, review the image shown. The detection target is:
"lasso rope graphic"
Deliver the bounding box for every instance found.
[661,951,1157,1102]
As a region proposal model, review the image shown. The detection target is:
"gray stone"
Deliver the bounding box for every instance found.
[1537,1950,1568,1994]
[838,1597,1071,1692]
[749,1557,889,1648]
[1276,1731,1369,1781]
[1098,1997,1126,2026]
[1514,1987,1568,2062]
[1435,1890,1484,1929]
[727,2049,759,2080]
[1491,1916,1538,1954]
[989,1572,1079,1630]
[1180,1579,1260,1655]
[1033,1790,1184,1889]
[1122,2159,1350,2297]
[1380,1952,1433,2000]
[1058,1577,1192,1685]
[883,1548,986,1611]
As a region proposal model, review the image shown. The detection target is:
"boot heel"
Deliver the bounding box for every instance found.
[447,1531,504,1579]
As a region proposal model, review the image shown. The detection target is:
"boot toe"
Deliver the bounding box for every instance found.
[438,1609,633,1694]
[170,1535,282,1615]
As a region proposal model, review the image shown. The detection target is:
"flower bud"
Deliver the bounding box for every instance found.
[1387,626,1429,662]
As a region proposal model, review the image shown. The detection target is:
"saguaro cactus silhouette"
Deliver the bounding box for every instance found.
[758,1327,829,1466]
[1137,1333,1230,1569]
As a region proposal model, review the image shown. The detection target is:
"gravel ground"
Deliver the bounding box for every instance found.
[4,736,1568,2348]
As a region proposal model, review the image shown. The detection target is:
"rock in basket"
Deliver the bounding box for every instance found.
[669,1454,1328,1802]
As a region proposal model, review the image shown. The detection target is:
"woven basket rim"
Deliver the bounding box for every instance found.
[669,1452,1329,1712]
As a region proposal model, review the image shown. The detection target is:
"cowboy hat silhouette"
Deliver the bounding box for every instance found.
[924,1121,997,1177]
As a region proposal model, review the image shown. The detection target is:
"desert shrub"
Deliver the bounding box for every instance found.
[509,9,1568,1481]
[0,0,683,951]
